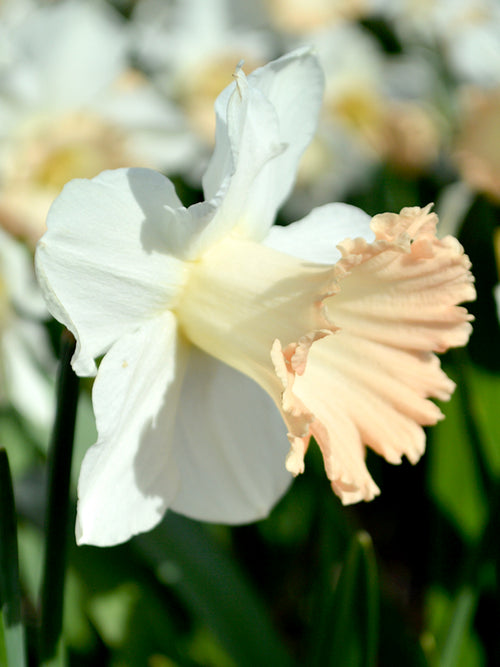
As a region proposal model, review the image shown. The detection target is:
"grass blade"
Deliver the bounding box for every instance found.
[0,448,27,667]
[315,530,379,667]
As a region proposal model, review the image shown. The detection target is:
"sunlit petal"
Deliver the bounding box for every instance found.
[76,312,187,546]
[203,48,324,241]
[36,168,188,376]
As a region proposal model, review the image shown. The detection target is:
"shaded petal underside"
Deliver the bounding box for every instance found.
[170,348,292,523]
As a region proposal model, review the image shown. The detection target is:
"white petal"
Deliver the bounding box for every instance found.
[199,82,232,200]
[199,67,284,245]
[170,348,292,523]
[236,47,324,239]
[203,48,324,241]
[76,312,187,547]
[35,168,188,376]
[263,203,374,264]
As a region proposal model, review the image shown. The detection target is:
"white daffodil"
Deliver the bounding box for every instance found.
[36,49,475,547]
[0,0,187,244]
[0,227,54,429]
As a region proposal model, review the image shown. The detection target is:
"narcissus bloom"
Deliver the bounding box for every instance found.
[35,49,475,547]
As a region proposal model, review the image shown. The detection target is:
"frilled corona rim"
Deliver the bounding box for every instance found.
[271,204,475,503]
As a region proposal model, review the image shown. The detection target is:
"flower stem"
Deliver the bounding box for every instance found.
[38,330,79,666]
[0,448,27,667]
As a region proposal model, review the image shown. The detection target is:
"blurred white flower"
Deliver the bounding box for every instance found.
[284,22,442,215]
[377,0,500,85]
[36,49,474,547]
[0,227,53,429]
[131,0,273,178]
[0,0,187,244]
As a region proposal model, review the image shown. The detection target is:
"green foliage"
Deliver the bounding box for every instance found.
[311,531,379,667]
[0,449,27,667]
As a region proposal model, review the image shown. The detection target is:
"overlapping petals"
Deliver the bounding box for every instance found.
[203,47,325,243]
[169,348,292,523]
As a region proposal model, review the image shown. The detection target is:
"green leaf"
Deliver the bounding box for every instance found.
[0,409,41,478]
[428,372,488,541]
[133,512,293,667]
[313,530,379,667]
[0,448,27,667]
[424,586,484,667]
[463,363,500,477]
[439,586,479,667]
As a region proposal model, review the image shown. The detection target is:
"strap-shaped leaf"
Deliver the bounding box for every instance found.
[0,448,27,667]
[315,530,379,667]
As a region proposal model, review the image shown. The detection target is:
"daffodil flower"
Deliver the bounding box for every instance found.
[35,48,475,547]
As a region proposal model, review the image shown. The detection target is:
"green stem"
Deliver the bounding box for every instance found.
[38,330,79,666]
[0,448,27,667]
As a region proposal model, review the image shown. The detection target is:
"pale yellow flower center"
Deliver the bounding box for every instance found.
[328,87,385,151]
[0,111,134,242]
[8,112,130,190]
[265,0,368,32]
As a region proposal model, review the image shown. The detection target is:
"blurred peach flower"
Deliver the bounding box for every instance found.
[453,87,500,203]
